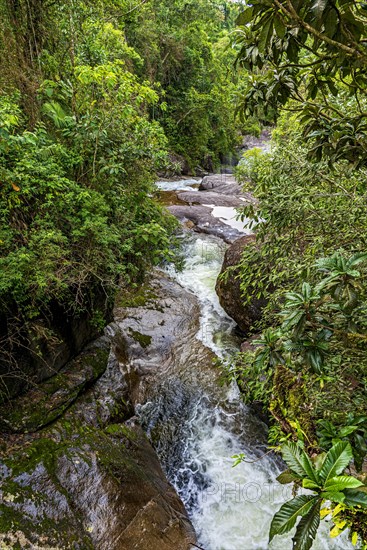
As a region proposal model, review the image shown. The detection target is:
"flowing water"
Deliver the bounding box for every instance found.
[144,181,352,549]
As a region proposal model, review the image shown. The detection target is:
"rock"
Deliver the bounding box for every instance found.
[168,205,244,243]
[199,174,243,196]
[215,235,267,333]
[241,129,272,151]
[0,285,113,404]
[112,272,219,406]
[0,340,110,433]
[0,325,196,549]
[0,274,219,549]
[0,419,195,550]
[177,190,243,207]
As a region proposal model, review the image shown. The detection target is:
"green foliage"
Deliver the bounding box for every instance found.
[271,441,367,549]
[234,147,265,188]
[124,0,244,170]
[0,0,250,398]
[0,1,188,384]
[317,414,367,473]
[226,121,367,547]
[236,119,367,321]
[235,1,367,167]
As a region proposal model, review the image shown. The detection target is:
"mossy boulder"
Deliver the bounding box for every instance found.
[216,235,267,333]
[0,342,110,433]
[0,420,196,550]
[0,338,196,549]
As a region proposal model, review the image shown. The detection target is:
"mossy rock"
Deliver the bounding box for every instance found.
[128,329,152,349]
[0,420,195,549]
[115,282,158,309]
[270,364,316,445]
[0,347,109,433]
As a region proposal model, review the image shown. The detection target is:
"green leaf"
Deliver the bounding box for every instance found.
[292,499,321,550]
[236,8,253,26]
[324,476,363,492]
[282,442,309,478]
[343,488,367,507]
[269,495,317,542]
[277,469,302,485]
[321,491,346,503]
[282,443,319,483]
[338,426,358,438]
[303,478,320,490]
[258,19,273,53]
[273,15,286,38]
[319,441,353,482]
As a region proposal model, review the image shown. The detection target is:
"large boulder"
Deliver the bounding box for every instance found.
[199,174,243,196]
[168,205,245,243]
[215,235,267,333]
[0,418,196,550]
[0,274,204,549]
[112,271,220,406]
[0,285,113,404]
[177,190,242,207]
[0,333,196,549]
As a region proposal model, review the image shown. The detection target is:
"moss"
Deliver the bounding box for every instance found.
[0,502,94,548]
[105,423,138,441]
[270,365,316,445]
[0,423,137,543]
[128,329,152,348]
[116,282,158,309]
[0,348,109,433]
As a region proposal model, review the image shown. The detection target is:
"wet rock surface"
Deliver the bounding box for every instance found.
[177,190,243,207]
[162,171,256,244]
[0,417,195,550]
[0,343,110,433]
[0,287,113,404]
[215,235,267,333]
[199,174,243,196]
[112,272,220,406]
[241,129,272,151]
[168,205,244,243]
[0,274,206,549]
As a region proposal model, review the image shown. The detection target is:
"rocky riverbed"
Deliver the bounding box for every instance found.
[0,161,352,550]
[0,166,262,549]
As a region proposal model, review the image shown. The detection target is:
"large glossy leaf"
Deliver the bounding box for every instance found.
[236,8,253,27]
[319,441,353,482]
[303,478,320,490]
[343,488,367,507]
[269,495,316,542]
[324,476,363,492]
[292,499,321,550]
[321,491,346,504]
[282,442,319,483]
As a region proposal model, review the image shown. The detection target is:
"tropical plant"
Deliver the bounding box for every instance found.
[271,441,367,549]
[317,415,367,473]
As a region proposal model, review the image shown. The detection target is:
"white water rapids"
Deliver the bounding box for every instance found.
[145,175,353,549]
[160,233,352,550]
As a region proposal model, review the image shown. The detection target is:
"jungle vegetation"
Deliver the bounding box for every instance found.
[227,1,367,548]
[0,0,243,393]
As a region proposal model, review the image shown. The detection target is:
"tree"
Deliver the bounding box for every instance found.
[235,1,367,167]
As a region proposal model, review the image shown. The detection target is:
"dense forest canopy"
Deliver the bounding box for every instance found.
[1,0,367,548]
[0,0,244,393]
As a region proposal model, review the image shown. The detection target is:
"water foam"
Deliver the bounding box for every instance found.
[159,232,352,550]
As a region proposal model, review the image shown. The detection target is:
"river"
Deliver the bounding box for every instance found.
[144,178,352,550]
